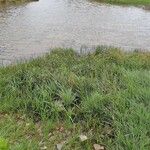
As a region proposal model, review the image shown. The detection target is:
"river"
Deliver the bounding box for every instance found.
[0,0,150,65]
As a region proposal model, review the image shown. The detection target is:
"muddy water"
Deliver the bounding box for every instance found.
[0,0,150,65]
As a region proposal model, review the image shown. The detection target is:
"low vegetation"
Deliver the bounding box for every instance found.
[0,47,150,149]
[0,0,33,4]
[95,0,150,6]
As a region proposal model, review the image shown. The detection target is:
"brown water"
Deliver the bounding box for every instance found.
[0,0,150,65]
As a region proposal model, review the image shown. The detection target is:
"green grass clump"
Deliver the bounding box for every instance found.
[0,137,9,150]
[0,47,150,149]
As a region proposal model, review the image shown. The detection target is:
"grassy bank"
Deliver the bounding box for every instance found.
[0,47,150,149]
[0,0,33,4]
[95,0,150,6]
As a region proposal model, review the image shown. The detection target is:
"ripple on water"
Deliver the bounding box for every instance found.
[0,0,150,65]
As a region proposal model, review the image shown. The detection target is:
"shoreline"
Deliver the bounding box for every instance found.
[92,0,150,6]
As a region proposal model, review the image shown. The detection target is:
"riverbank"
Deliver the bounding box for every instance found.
[0,0,34,4]
[96,0,150,5]
[0,47,150,149]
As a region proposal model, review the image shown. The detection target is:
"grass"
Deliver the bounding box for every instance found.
[0,47,150,149]
[0,0,33,5]
[94,0,150,6]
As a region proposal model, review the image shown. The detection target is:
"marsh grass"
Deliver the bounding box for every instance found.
[0,47,150,149]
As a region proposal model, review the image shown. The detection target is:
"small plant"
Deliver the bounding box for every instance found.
[0,138,9,150]
[59,88,75,107]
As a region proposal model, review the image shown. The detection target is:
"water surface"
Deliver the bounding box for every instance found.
[0,0,150,65]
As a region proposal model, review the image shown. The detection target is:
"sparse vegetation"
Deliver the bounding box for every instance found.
[94,0,150,6]
[0,47,150,150]
[0,0,32,4]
